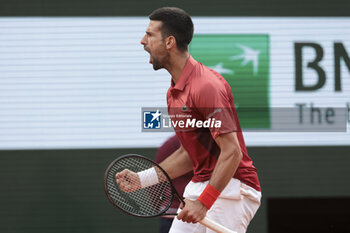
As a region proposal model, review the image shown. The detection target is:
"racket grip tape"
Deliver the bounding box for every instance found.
[200,217,237,233]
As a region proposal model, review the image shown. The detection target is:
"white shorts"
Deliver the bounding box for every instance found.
[169,178,261,233]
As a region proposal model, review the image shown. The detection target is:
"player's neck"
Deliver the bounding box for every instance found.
[167,52,190,84]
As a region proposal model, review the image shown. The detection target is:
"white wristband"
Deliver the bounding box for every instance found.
[137,167,159,188]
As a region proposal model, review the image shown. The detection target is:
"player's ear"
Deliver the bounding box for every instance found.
[165,36,176,50]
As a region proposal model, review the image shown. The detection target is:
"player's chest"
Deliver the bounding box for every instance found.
[167,88,203,122]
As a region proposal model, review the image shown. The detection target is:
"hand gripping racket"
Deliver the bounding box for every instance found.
[104,154,237,233]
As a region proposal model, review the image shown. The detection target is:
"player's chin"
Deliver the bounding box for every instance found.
[153,61,165,70]
[152,64,163,70]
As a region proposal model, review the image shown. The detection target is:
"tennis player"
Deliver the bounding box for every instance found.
[129,7,261,233]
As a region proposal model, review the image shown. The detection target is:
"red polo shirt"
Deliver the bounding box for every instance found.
[167,56,261,192]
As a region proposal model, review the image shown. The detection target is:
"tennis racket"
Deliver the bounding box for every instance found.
[104,154,237,233]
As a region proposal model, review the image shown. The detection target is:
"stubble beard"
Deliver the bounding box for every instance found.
[152,56,163,70]
[152,51,169,71]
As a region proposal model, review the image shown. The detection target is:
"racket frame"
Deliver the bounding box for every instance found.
[104,154,184,218]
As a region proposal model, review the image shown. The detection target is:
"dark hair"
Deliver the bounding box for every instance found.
[149,7,194,52]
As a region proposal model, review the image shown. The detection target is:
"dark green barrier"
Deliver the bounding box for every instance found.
[1,146,350,233]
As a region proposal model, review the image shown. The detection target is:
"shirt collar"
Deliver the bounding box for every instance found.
[171,55,197,91]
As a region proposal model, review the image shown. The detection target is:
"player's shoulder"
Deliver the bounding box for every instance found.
[190,63,228,93]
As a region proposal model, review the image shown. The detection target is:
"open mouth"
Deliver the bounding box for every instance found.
[144,47,152,64]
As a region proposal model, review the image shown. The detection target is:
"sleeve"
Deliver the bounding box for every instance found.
[193,81,239,139]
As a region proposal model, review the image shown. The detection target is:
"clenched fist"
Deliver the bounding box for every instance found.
[115,169,141,192]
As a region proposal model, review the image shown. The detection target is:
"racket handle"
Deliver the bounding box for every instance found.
[199,217,237,233]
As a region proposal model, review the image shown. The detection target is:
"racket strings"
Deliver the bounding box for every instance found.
[106,156,174,216]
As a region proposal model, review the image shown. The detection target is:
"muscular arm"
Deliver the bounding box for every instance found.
[209,132,242,191]
[159,145,193,180]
